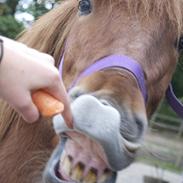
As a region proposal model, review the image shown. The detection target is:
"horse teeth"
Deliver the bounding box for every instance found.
[82,168,97,183]
[60,150,66,163]
[98,170,112,183]
[71,163,84,181]
[60,156,113,183]
[61,156,72,176]
[98,175,108,183]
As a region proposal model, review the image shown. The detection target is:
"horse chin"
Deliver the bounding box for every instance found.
[43,94,146,183]
[43,136,117,183]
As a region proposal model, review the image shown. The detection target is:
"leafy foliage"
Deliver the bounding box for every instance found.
[26,2,50,19]
[17,0,60,20]
[6,0,20,15]
[0,0,59,38]
[0,15,24,39]
[0,1,24,38]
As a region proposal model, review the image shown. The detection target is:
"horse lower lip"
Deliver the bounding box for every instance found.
[43,138,117,183]
[42,138,67,183]
[57,134,114,183]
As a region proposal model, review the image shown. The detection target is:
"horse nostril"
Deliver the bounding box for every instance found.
[100,99,111,106]
[120,115,145,143]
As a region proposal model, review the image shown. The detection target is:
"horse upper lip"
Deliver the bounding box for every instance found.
[53,95,140,171]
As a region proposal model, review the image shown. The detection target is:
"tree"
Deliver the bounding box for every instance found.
[6,0,20,15]
[0,0,59,39]
[0,15,24,39]
[17,0,60,20]
[26,0,51,19]
[0,1,24,39]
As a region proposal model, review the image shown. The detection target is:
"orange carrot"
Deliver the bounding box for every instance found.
[32,90,64,117]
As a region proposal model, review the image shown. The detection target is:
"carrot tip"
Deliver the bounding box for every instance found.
[32,90,64,117]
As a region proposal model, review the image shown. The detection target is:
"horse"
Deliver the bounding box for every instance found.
[0,0,183,182]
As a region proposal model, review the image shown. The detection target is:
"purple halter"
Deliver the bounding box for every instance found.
[59,54,183,118]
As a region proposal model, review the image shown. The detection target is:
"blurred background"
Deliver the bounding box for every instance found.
[0,0,182,182]
[0,0,60,38]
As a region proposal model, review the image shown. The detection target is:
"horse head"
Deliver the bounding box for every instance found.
[0,0,183,183]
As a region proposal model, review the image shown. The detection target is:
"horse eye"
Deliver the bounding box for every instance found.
[78,0,92,15]
[177,36,183,52]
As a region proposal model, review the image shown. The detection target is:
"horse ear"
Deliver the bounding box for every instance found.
[18,0,77,67]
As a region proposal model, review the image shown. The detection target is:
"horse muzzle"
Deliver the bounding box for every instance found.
[43,94,146,183]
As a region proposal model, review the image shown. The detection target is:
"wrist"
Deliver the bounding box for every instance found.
[0,38,4,64]
[0,36,11,66]
[0,40,14,90]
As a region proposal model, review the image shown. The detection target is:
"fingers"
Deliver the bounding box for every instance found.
[16,93,40,123]
[3,38,72,125]
[22,50,72,126]
[12,41,55,66]
[26,48,55,65]
[1,37,72,125]
[62,106,73,128]
[45,80,73,128]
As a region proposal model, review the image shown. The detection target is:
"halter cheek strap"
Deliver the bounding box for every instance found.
[59,54,183,118]
[166,84,183,118]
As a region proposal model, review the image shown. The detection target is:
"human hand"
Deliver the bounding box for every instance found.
[0,36,72,126]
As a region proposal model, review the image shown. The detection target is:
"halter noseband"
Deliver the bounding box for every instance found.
[59,54,183,118]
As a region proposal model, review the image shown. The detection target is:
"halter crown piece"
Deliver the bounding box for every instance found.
[59,54,183,118]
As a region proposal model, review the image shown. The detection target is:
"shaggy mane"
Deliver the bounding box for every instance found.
[107,0,183,35]
[130,0,183,35]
